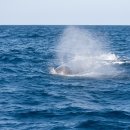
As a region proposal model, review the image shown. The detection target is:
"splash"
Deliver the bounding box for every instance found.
[51,27,122,77]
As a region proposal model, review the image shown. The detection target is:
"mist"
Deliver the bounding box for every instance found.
[51,27,121,77]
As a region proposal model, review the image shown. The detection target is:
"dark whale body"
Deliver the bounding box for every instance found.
[55,66,72,75]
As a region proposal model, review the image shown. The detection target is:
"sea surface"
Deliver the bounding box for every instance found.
[0,25,130,130]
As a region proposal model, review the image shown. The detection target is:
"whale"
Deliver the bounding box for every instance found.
[54,65,72,75]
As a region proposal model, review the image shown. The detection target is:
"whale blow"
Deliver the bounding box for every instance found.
[51,27,121,77]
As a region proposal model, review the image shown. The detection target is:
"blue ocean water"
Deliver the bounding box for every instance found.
[0,25,130,130]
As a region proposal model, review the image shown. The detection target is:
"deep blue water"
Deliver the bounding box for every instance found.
[0,25,130,130]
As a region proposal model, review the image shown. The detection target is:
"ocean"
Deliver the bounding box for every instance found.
[0,25,130,130]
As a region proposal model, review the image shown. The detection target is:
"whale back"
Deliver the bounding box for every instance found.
[55,66,72,75]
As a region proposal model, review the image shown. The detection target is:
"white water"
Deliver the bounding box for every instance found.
[51,27,123,77]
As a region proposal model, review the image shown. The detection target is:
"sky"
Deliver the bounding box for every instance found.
[0,0,130,25]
